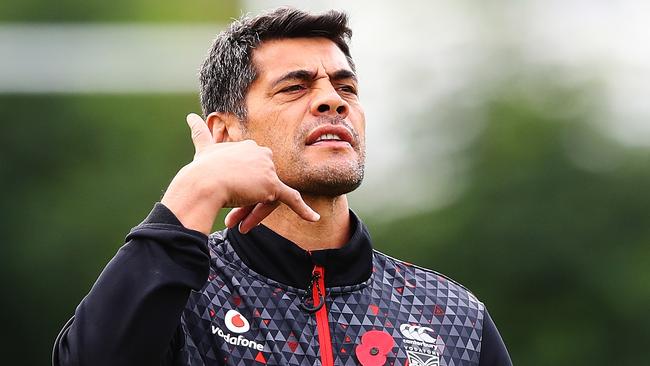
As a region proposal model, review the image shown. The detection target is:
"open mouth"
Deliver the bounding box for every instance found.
[315,133,343,142]
[305,125,354,147]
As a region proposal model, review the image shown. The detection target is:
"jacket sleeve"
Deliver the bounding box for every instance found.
[52,203,210,366]
[479,309,513,366]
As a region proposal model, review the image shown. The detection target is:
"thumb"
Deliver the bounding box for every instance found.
[186,113,213,153]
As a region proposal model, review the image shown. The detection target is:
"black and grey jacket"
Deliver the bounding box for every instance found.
[53,203,512,366]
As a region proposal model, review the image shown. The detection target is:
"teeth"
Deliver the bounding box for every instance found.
[316,133,342,142]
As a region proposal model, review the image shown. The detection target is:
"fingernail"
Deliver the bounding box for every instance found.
[186,113,199,123]
[313,212,320,221]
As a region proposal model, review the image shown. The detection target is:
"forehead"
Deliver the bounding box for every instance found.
[252,37,353,84]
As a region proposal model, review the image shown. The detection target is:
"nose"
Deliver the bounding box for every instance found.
[310,83,349,118]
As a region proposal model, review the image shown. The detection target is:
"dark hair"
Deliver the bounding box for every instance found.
[198,7,354,119]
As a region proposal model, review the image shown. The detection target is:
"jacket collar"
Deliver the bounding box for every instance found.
[226,210,373,290]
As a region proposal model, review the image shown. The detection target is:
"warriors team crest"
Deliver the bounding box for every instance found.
[400,324,440,366]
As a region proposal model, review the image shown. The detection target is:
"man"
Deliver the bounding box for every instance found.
[53,7,511,366]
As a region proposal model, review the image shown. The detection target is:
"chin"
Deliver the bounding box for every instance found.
[285,163,365,197]
[298,178,364,197]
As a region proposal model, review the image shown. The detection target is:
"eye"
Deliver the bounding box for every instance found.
[279,84,306,93]
[337,85,358,95]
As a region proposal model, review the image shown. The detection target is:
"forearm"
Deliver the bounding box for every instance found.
[53,203,210,366]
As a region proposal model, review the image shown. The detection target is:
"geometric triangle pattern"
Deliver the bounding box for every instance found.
[177,230,484,365]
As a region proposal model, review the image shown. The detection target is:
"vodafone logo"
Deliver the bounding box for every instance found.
[211,309,264,351]
[224,310,250,334]
[400,324,437,344]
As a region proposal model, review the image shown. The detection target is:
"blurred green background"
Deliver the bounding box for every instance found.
[1,1,649,365]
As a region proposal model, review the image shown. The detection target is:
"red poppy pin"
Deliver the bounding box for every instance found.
[355,330,395,366]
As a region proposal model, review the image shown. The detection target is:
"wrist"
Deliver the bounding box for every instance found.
[161,167,227,234]
[161,194,219,235]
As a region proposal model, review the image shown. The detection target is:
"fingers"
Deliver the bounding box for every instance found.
[186,113,213,153]
[225,206,255,228]
[238,202,280,234]
[275,183,321,223]
[224,183,320,234]
[225,202,280,234]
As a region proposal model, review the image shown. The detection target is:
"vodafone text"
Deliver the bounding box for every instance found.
[211,325,264,351]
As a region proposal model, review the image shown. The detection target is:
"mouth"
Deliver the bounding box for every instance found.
[305,125,355,147]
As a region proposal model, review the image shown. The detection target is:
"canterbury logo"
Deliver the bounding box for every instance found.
[400,324,437,344]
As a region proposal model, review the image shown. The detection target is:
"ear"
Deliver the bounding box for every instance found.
[206,112,244,143]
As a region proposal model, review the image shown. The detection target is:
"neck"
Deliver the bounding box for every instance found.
[261,194,351,251]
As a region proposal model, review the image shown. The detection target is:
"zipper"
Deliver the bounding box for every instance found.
[300,265,334,366]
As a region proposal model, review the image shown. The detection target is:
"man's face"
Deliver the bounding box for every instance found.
[242,37,366,197]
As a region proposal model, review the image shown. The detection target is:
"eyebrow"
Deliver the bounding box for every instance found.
[271,69,357,89]
[330,69,358,83]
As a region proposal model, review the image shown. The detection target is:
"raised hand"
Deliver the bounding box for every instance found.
[161,113,319,235]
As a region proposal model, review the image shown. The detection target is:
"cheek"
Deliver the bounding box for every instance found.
[347,99,365,124]
[352,109,366,136]
[245,95,309,150]
[272,107,308,141]
[253,115,298,155]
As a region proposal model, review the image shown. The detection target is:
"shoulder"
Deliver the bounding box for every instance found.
[371,249,485,312]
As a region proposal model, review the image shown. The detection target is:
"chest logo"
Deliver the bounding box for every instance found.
[405,350,440,366]
[399,324,440,366]
[225,309,250,334]
[212,310,265,352]
[400,324,436,344]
